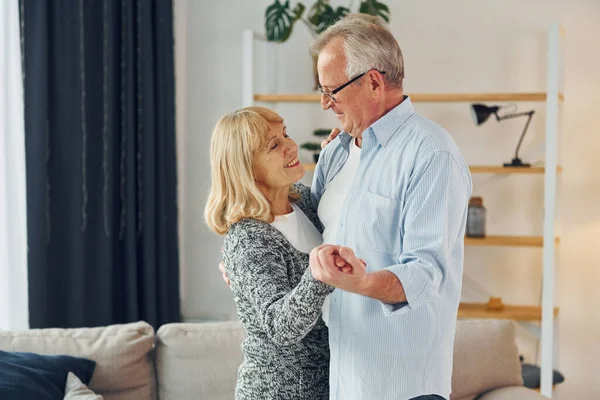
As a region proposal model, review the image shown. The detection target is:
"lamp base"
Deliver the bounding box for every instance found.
[503,158,530,167]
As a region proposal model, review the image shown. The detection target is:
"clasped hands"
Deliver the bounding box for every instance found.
[218,244,367,293]
[309,244,367,293]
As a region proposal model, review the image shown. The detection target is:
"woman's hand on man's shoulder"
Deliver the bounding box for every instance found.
[321,128,341,149]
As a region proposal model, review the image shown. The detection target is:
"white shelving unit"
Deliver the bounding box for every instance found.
[242,24,564,398]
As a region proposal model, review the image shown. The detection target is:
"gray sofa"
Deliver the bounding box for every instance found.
[0,319,545,399]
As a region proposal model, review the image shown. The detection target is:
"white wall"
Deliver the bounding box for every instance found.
[174,0,600,398]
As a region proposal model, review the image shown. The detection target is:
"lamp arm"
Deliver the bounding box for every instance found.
[495,111,534,121]
[513,111,535,159]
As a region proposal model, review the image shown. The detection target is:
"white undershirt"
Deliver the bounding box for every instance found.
[316,138,362,325]
[270,203,323,254]
[318,138,362,245]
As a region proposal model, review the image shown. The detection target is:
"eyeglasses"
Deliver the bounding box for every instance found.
[318,70,386,103]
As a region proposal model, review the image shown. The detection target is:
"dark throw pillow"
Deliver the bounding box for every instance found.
[0,350,96,400]
[521,362,565,389]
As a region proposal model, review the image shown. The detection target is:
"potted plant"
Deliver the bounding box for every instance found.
[300,128,332,163]
[264,0,390,89]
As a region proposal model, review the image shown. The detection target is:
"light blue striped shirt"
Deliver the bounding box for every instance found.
[311,97,472,400]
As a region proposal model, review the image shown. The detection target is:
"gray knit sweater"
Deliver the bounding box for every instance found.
[222,183,333,400]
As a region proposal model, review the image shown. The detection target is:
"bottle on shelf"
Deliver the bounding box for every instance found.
[466,196,486,238]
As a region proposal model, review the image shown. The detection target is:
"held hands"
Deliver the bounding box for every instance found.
[309,245,367,293]
[218,243,364,290]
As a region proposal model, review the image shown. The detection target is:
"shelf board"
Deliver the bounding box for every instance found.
[458,302,559,321]
[465,235,559,247]
[254,92,564,103]
[303,164,562,174]
[469,165,562,174]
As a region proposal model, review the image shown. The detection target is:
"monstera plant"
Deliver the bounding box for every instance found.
[265,0,390,42]
[265,0,391,89]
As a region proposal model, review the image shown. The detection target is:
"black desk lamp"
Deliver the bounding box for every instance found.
[471,104,535,167]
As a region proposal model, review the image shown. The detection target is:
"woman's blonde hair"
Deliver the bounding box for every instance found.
[204,106,300,234]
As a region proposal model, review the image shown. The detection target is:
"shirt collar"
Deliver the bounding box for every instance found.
[337,130,354,149]
[369,95,415,147]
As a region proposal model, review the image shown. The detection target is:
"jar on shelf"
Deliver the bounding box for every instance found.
[466,196,486,238]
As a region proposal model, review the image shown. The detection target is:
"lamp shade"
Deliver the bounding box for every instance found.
[471,104,500,125]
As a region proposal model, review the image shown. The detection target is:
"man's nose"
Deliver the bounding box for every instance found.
[321,93,332,110]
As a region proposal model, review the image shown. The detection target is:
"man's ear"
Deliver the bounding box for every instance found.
[368,70,384,96]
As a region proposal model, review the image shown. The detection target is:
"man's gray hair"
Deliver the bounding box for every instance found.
[309,13,405,90]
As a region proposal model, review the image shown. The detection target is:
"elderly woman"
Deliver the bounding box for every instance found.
[204,106,334,400]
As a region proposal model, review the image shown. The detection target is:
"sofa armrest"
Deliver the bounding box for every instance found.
[476,386,548,400]
[0,321,156,400]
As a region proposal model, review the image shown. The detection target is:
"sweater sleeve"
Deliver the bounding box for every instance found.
[223,224,333,346]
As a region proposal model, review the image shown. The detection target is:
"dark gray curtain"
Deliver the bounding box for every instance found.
[20,0,181,330]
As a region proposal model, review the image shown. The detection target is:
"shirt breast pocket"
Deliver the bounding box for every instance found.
[358,190,400,254]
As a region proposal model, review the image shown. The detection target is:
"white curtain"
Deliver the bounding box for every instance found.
[0,0,29,330]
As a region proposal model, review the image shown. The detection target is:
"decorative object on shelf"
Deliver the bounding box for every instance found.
[470,103,535,167]
[264,0,390,89]
[300,128,331,162]
[486,296,504,311]
[466,196,486,238]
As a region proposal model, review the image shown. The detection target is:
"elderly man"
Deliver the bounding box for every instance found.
[308,13,472,400]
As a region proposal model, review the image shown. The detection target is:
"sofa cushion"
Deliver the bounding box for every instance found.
[0,350,96,400]
[155,321,245,400]
[0,321,155,400]
[64,371,104,400]
[450,320,524,400]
